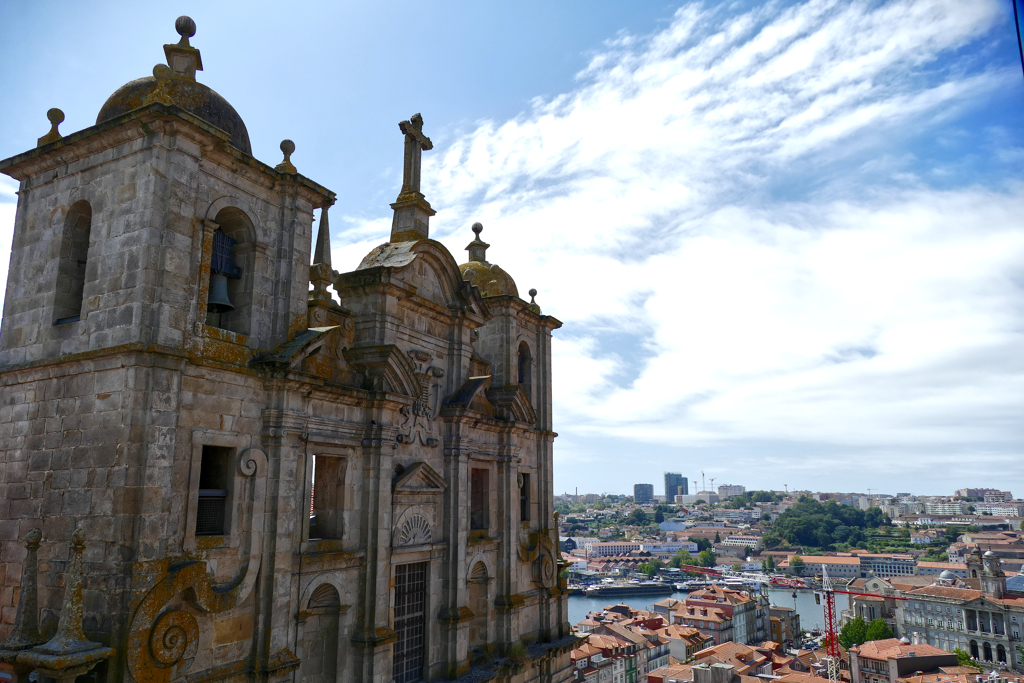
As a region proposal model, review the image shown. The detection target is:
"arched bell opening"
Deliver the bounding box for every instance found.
[53,200,93,324]
[206,206,256,335]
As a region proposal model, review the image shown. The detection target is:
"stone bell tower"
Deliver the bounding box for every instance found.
[0,14,575,683]
[0,15,333,683]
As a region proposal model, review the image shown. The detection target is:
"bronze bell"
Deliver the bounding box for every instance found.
[207,272,235,313]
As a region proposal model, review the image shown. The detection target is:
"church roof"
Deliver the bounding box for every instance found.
[96,16,252,155]
[459,222,519,298]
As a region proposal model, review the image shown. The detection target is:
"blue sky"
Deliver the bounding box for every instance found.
[2,1,1023,498]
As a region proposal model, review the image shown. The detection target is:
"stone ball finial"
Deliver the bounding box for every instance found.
[38,108,65,147]
[472,222,483,236]
[529,288,537,299]
[275,139,297,174]
[176,16,197,38]
[26,528,43,547]
[70,526,86,550]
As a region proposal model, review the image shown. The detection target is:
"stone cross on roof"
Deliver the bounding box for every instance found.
[399,113,432,195]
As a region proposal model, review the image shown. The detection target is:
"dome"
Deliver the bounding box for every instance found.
[95,16,252,155]
[458,223,519,298]
[939,570,955,580]
[983,550,997,558]
[460,260,519,298]
[97,76,251,155]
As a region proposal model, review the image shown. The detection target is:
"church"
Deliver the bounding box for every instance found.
[0,16,575,683]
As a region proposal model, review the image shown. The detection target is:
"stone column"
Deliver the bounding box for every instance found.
[350,415,397,682]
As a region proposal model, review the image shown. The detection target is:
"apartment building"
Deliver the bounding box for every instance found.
[849,639,958,683]
[895,551,1024,669]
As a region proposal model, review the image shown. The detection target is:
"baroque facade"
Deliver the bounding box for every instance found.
[0,16,575,683]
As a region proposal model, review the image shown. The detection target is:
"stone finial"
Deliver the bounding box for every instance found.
[466,222,490,263]
[37,108,64,147]
[0,529,45,650]
[16,529,113,683]
[527,288,541,314]
[309,203,337,304]
[175,15,197,46]
[33,528,101,656]
[163,15,203,79]
[276,139,297,174]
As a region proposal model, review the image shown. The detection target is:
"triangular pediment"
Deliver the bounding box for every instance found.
[393,462,448,493]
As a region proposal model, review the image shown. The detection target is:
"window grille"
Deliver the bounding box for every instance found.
[196,490,227,535]
[195,445,230,536]
[393,562,427,683]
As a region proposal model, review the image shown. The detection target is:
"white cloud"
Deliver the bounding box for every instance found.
[348,0,1020,493]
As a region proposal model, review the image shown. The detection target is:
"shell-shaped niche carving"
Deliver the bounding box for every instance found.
[398,514,432,546]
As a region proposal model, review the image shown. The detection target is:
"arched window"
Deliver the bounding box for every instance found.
[982,642,992,662]
[997,644,1006,663]
[207,207,255,335]
[301,583,341,682]
[517,341,532,399]
[468,562,489,653]
[969,640,978,660]
[53,201,92,324]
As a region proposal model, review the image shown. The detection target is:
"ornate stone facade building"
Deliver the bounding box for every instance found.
[0,17,574,683]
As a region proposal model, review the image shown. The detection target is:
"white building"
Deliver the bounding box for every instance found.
[585,542,642,557]
[717,484,746,499]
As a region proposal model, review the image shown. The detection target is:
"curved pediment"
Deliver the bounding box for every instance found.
[485,383,537,425]
[252,325,356,385]
[350,239,490,319]
[343,344,420,396]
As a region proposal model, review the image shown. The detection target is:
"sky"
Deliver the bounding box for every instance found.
[2,1,1023,498]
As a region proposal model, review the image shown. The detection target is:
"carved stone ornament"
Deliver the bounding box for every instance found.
[397,349,445,447]
[398,514,432,546]
[126,449,267,683]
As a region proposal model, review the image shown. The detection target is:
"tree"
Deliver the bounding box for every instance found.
[865,618,894,642]
[689,537,713,552]
[655,509,665,524]
[839,616,868,649]
[639,559,663,578]
[790,555,805,576]
[698,549,717,567]
[953,649,980,671]
[669,551,694,568]
[714,531,721,543]
[761,555,776,573]
[628,508,649,526]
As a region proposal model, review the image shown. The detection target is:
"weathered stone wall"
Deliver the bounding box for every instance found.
[0,70,572,683]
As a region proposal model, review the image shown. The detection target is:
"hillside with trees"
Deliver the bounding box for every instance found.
[763,497,890,549]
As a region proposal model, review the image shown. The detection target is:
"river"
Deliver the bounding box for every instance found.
[568,587,852,633]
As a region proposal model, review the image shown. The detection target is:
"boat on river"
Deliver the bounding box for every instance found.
[584,581,675,598]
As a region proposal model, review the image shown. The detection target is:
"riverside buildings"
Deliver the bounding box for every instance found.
[0,16,574,683]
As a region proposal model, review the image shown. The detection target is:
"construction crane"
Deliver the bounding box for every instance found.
[814,565,908,683]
